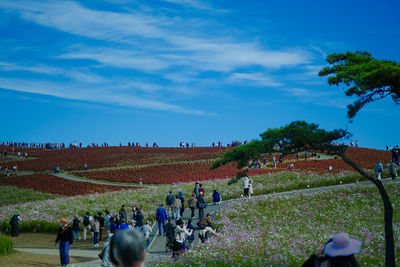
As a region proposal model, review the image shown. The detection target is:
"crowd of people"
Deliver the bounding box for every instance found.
[30,182,222,266]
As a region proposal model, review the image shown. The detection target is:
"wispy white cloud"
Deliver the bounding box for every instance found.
[0,61,108,83]
[0,0,309,73]
[162,0,217,11]
[0,77,206,115]
[59,47,170,72]
[227,72,281,87]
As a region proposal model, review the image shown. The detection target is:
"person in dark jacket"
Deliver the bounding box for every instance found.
[9,214,21,237]
[110,217,117,234]
[55,218,73,267]
[97,212,105,241]
[118,205,127,225]
[164,219,175,251]
[71,215,81,241]
[178,191,185,217]
[134,209,144,230]
[197,192,206,220]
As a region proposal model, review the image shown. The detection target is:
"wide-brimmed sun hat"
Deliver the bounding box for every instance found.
[324,233,362,257]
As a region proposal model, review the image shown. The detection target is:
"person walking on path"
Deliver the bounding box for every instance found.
[110,217,117,234]
[375,161,384,180]
[173,195,182,220]
[72,215,81,241]
[134,209,144,230]
[199,183,205,196]
[105,210,112,234]
[55,218,73,267]
[93,215,100,248]
[197,192,206,220]
[193,182,199,197]
[100,233,113,267]
[156,203,168,235]
[118,205,127,225]
[248,177,254,197]
[142,220,152,252]
[188,193,197,218]
[387,160,398,180]
[242,174,250,198]
[165,219,175,250]
[179,191,185,218]
[9,214,21,237]
[212,190,221,210]
[98,212,105,242]
[82,212,93,241]
[165,191,175,219]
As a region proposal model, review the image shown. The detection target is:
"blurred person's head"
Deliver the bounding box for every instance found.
[110,229,146,267]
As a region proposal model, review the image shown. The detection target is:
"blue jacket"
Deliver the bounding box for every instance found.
[156,207,167,221]
[212,191,221,202]
[375,162,383,173]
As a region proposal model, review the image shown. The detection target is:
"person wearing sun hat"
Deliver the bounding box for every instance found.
[322,233,361,266]
[302,233,361,267]
[55,218,73,267]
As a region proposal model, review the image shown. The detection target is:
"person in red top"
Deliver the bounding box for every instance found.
[199,184,205,196]
[55,218,73,267]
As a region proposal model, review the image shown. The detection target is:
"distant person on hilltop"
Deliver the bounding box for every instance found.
[375,161,383,180]
[386,160,398,180]
[392,145,399,166]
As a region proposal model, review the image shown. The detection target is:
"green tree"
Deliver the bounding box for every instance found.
[318,51,400,120]
[211,121,395,266]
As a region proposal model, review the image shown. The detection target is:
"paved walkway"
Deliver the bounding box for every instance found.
[50,172,146,188]
[15,177,400,266]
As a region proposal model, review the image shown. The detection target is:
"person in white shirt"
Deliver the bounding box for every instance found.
[242,175,249,198]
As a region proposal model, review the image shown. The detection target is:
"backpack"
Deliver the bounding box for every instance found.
[213,192,221,202]
[83,215,90,226]
[166,194,175,205]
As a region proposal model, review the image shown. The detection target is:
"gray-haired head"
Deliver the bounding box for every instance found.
[113,229,146,267]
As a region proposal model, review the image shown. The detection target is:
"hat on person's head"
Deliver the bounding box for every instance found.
[59,218,67,223]
[324,233,362,257]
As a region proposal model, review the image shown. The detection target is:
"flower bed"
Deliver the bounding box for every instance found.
[0,171,364,233]
[2,147,228,171]
[0,174,132,196]
[159,184,400,266]
[71,161,285,184]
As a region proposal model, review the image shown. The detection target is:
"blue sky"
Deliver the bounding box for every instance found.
[0,0,399,148]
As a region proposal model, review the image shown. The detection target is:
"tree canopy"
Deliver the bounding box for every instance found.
[319,51,400,119]
[210,121,347,170]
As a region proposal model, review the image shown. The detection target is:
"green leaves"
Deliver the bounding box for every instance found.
[210,121,348,170]
[319,51,400,119]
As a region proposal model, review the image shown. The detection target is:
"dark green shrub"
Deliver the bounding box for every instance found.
[0,234,13,256]
[0,220,58,234]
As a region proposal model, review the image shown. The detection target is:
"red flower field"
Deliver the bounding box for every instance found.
[0,174,133,196]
